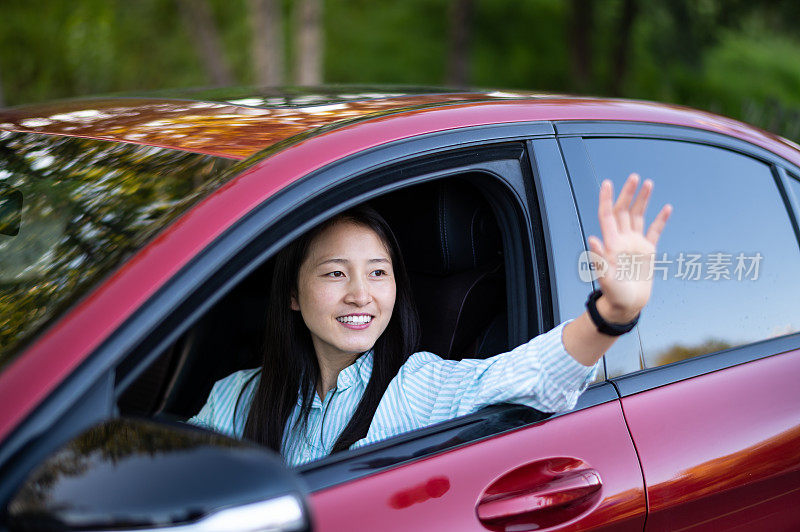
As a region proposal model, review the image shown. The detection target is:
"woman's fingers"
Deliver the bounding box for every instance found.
[598,180,619,247]
[587,235,606,257]
[645,203,673,246]
[630,178,653,233]
[613,173,639,232]
[601,174,668,249]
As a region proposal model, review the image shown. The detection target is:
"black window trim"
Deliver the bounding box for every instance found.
[526,137,609,381]
[0,121,619,500]
[776,166,800,251]
[556,120,800,396]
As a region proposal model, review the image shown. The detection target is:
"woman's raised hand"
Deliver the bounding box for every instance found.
[587,174,672,322]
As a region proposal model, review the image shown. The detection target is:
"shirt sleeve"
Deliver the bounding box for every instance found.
[186,385,216,429]
[395,319,599,425]
[186,368,260,439]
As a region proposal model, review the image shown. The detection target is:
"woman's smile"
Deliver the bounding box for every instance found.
[336,313,374,329]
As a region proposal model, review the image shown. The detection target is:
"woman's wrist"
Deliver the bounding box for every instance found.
[563,312,618,366]
[595,295,640,324]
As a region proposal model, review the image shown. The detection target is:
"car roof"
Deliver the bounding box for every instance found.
[0,87,555,159]
[4,86,798,164]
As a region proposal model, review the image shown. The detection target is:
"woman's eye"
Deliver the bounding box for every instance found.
[371,269,388,277]
[326,271,345,278]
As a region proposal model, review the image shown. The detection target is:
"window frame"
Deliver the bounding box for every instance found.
[556,120,800,396]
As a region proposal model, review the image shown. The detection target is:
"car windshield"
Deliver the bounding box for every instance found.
[0,132,236,366]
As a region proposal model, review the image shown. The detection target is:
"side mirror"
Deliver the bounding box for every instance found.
[6,418,311,532]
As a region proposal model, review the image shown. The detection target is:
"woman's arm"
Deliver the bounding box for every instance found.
[369,321,594,438]
[563,174,672,366]
[364,175,672,440]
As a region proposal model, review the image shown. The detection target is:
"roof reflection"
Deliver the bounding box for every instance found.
[0,89,548,159]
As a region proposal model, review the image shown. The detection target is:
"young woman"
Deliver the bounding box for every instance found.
[189,174,672,466]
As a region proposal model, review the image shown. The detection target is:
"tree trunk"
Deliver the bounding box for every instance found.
[176,0,233,86]
[249,0,284,86]
[294,0,323,85]
[609,0,638,96]
[447,0,472,88]
[569,0,594,92]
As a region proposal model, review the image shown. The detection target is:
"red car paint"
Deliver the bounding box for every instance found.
[620,348,800,530]
[311,402,645,531]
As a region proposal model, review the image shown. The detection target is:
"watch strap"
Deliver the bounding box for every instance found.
[585,289,639,336]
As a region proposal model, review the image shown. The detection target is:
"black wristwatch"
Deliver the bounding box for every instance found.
[585,289,639,336]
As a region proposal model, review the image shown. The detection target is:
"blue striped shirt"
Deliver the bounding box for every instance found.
[188,319,597,466]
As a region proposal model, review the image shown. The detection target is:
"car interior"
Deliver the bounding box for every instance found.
[117,176,512,430]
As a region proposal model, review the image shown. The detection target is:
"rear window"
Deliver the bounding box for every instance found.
[583,137,800,373]
[0,132,235,365]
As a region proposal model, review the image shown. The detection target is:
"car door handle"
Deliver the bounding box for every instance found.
[476,464,602,527]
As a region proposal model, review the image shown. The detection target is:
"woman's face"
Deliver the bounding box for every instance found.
[291,221,397,363]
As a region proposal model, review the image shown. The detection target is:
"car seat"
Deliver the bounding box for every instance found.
[374,179,507,359]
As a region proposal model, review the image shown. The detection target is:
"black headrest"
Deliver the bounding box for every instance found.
[378,181,501,275]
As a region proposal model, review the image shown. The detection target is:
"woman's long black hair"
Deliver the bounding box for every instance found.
[236,205,420,455]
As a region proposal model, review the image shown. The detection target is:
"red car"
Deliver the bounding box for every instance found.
[0,88,799,531]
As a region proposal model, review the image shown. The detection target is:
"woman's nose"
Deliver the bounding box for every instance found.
[344,277,371,305]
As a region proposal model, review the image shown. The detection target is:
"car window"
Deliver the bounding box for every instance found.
[584,138,800,371]
[117,152,586,472]
[121,176,522,423]
[0,132,235,367]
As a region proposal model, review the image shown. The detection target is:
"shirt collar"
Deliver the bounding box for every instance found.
[296,350,375,407]
[336,350,374,390]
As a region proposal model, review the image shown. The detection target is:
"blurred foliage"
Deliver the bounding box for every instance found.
[1,0,800,140]
[0,133,233,365]
[654,338,734,367]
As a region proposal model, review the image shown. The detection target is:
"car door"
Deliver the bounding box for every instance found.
[302,135,646,531]
[560,122,800,531]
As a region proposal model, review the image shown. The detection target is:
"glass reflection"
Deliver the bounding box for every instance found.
[1,91,539,159]
[0,133,234,366]
[8,419,240,524]
[584,138,800,369]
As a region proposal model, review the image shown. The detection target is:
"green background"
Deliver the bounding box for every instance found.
[2,0,800,141]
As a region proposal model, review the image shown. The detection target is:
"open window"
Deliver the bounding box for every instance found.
[111,140,571,485]
[118,174,525,418]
